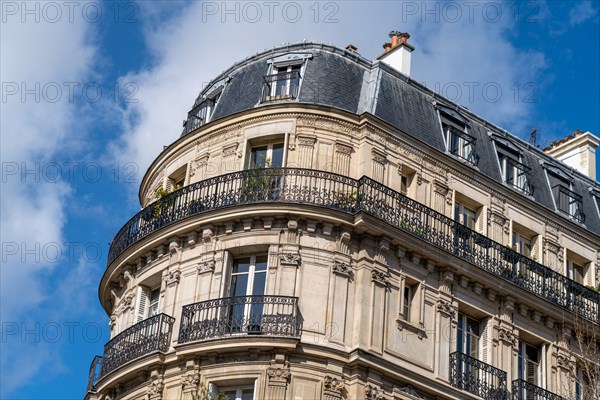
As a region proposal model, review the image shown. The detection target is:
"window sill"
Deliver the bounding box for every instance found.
[263,94,296,103]
[396,317,427,340]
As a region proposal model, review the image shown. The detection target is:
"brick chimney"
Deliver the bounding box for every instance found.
[544,130,600,180]
[377,31,414,76]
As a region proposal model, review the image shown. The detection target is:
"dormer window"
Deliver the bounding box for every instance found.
[495,141,534,195]
[261,52,311,103]
[436,105,479,166]
[183,79,227,135]
[547,168,585,223]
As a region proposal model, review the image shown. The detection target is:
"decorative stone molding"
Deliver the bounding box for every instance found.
[436,299,456,320]
[222,142,239,158]
[279,252,301,266]
[378,237,390,254]
[372,149,387,164]
[335,142,353,155]
[202,225,215,242]
[197,259,215,274]
[440,269,454,294]
[267,366,291,386]
[323,375,345,400]
[163,270,181,287]
[168,237,180,254]
[395,385,424,399]
[332,259,353,278]
[146,371,164,400]
[396,317,427,341]
[297,135,317,147]
[371,270,390,288]
[497,327,517,348]
[216,353,254,363]
[180,367,200,391]
[187,232,197,247]
[365,384,385,400]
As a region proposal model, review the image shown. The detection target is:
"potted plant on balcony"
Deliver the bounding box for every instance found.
[334,190,358,212]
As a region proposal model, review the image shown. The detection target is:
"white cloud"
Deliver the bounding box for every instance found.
[0,7,98,396]
[569,0,598,27]
[111,2,547,176]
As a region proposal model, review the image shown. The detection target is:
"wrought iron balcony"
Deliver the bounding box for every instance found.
[179,295,300,343]
[100,313,175,378]
[450,352,508,399]
[86,355,102,392]
[107,168,600,325]
[511,379,564,400]
[262,71,300,102]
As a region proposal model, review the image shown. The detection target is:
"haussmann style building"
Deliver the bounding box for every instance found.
[85,32,600,400]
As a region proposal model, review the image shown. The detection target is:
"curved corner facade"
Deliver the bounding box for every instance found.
[86,42,600,400]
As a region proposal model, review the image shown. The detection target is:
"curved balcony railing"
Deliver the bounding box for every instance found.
[179,295,299,343]
[86,355,102,392]
[107,168,600,324]
[511,379,563,400]
[450,352,508,399]
[100,313,175,378]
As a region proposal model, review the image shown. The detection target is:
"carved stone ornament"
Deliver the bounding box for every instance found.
[180,368,200,391]
[164,270,181,286]
[436,299,456,320]
[297,135,316,147]
[372,149,387,164]
[397,385,424,399]
[332,259,353,277]
[267,367,291,386]
[371,270,390,288]
[324,375,345,393]
[335,143,353,155]
[279,252,301,266]
[222,142,239,158]
[146,374,164,400]
[365,384,385,400]
[497,327,517,347]
[197,259,215,274]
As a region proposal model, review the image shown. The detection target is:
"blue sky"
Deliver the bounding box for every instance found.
[1,1,598,398]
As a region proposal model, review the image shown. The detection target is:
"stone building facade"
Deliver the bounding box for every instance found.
[85,36,600,400]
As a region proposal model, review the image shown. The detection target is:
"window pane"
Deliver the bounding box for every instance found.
[254,255,268,271]
[233,258,251,274]
[231,274,249,297]
[241,389,254,400]
[271,143,284,167]
[251,272,266,296]
[251,146,268,168]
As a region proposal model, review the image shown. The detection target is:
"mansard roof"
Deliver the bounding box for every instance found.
[181,41,600,235]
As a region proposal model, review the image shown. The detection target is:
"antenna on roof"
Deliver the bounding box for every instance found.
[529,128,537,146]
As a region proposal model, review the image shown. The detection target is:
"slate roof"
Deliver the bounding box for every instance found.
[181,42,600,236]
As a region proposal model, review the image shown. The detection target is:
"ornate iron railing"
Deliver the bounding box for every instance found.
[107,168,600,324]
[262,70,301,101]
[100,313,174,378]
[179,295,299,343]
[86,355,102,392]
[511,379,564,400]
[450,352,508,399]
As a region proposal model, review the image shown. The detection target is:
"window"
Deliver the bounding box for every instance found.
[547,170,585,223]
[167,165,187,192]
[441,117,479,165]
[209,383,255,400]
[228,255,268,332]
[249,143,284,168]
[184,87,223,133]
[455,201,477,229]
[135,286,160,322]
[457,313,480,359]
[263,63,302,101]
[496,143,533,195]
[518,341,541,397]
[402,286,413,320]
[567,259,585,285]
[512,231,533,258]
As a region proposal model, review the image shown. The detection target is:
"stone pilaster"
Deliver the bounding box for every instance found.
[266,364,291,400]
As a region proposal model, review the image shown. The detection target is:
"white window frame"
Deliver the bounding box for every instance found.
[248,142,285,169]
[567,259,585,285]
[518,341,541,387]
[512,231,533,258]
[442,119,477,165]
[265,62,304,101]
[455,201,477,230]
[209,382,257,400]
[135,286,160,322]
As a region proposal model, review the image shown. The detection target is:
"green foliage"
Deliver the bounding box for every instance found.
[336,190,357,210]
[155,187,171,198]
[191,383,229,400]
